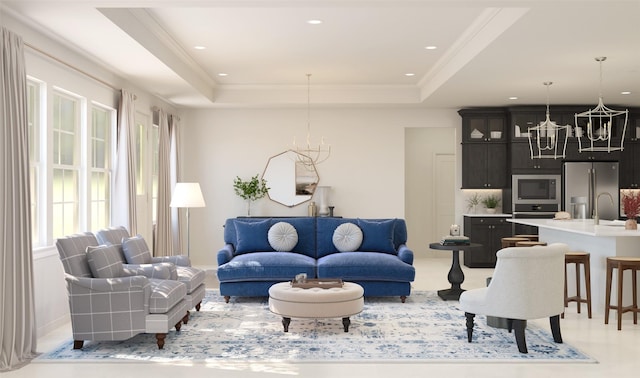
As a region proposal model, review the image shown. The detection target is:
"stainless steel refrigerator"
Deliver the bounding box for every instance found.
[562,161,619,221]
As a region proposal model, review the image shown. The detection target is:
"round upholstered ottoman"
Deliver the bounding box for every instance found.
[268,281,364,332]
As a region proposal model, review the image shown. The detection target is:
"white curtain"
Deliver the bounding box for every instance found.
[113,90,138,235]
[170,115,181,252]
[0,27,37,371]
[154,110,173,256]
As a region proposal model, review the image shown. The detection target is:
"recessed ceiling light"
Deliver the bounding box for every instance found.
[508,96,519,100]
[425,46,437,50]
[307,19,322,25]
[194,46,206,50]
[405,73,415,77]
[621,91,631,95]
[218,73,228,77]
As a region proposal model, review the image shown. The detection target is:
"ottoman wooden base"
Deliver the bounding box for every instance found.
[268,281,364,332]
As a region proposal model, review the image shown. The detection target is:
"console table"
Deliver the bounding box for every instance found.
[429,242,481,300]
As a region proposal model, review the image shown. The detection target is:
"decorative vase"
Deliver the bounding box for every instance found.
[625,219,637,230]
[246,200,252,217]
[486,208,496,214]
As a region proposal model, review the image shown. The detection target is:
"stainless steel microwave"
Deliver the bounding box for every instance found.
[512,174,561,205]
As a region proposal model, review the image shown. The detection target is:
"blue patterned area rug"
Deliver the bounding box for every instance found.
[36,290,594,363]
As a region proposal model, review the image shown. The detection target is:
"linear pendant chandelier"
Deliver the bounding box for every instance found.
[292,74,331,165]
[528,82,569,160]
[575,57,628,153]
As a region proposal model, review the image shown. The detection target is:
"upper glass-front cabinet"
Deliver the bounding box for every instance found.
[459,109,507,143]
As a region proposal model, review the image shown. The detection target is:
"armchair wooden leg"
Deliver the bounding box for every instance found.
[513,319,527,354]
[550,315,563,343]
[156,333,166,349]
[400,296,406,303]
[73,340,84,350]
[183,311,190,325]
[196,301,202,311]
[464,312,475,342]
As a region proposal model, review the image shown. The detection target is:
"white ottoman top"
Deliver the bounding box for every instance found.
[268,281,364,303]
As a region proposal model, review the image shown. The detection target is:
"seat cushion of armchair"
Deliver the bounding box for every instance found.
[317,252,416,282]
[217,252,316,282]
[176,266,206,293]
[148,279,187,314]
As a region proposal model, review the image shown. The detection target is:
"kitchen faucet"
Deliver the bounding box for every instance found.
[594,192,614,225]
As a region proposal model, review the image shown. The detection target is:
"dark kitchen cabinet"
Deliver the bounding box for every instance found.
[463,216,511,268]
[459,109,508,189]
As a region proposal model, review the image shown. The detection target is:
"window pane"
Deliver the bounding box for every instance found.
[52,169,78,239]
[135,122,145,195]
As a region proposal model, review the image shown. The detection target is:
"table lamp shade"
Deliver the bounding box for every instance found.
[170,183,206,208]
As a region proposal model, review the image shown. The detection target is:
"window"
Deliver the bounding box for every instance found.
[28,78,116,247]
[151,124,159,223]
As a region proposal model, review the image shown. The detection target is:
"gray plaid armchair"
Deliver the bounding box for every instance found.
[96,226,206,314]
[56,232,189,349]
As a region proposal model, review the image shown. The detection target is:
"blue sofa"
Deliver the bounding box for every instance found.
[216,217,415,302]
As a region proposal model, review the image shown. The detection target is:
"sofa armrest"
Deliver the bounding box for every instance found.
[217,244,235,266]
[151,255,191,267]
[397,244,414,265]
[123,262,176,280]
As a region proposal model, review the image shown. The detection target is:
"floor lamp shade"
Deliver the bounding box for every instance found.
[170,183,206,208]
[170,182,206,257]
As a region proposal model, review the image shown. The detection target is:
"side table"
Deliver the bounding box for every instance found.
[429,242,481,300]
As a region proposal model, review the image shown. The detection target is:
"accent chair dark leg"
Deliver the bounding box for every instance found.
[550,315,563,343]
[465,312,475,342]
[224,296,230,303]
[513,319,527,353]
[507,318,514,333]
[400,296,406,303]
[156,333,166,349]
[183,311,190,324]
[196,301,202,311]
[73,340,84,350]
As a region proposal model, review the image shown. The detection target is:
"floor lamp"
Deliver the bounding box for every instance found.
[170,182,206,257]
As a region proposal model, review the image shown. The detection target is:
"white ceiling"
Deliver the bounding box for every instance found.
[3,0,639,109]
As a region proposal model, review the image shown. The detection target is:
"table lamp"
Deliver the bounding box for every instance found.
[170,182,206,256]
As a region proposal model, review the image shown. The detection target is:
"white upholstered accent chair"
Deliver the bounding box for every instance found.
[96,226,206,314]
[459,243,569,353]
[56,232,189,349]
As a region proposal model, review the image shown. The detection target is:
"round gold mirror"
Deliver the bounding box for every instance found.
[262,150,319,207]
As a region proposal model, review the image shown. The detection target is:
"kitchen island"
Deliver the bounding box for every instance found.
[508,218,640,317]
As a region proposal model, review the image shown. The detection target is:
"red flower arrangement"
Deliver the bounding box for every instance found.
[621,190,640,219]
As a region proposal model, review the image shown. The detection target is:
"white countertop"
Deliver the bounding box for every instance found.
[508,218,640,237]
[463,213,511,218]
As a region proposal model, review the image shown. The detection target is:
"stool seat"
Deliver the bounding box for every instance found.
[501,237,528,248]
[563,251,591,319]
[605,257,640,330]
[514,234,539,242]
[515,241,548,247]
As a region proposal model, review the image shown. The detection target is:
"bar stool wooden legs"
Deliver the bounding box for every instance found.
[563,252,592,319]
[605,257,640,330]
[515,241,547,247]
[501,237,528,248]
[514,234,539,242]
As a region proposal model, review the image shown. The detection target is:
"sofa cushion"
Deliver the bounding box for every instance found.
[217,252,316,282]
[357,218,396,254]
[235,219,274,254]
[121,235,153,264]
[317,252,416,282]
[268,222,298,252]
[332,222,363,252]
[86,244,125,278]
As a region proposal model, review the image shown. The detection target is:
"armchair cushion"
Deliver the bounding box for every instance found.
[122,235,153,264]
[86,245,125,278]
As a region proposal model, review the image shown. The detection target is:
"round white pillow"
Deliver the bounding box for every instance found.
[268,222,298,252]
[332,222,363,252]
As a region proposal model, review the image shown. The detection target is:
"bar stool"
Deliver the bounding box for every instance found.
[563,251,592,318]
[605,257,640,330]
[514,234,539,242]
[501,237,528,248]
[515,241,547,247]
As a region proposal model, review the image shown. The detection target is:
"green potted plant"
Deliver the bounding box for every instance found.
[481,194,501,214]
[233,174,269,216]
[466,193,481,214]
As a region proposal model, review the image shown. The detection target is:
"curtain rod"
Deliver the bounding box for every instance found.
[152,106,180,121]
[24,42,136,100]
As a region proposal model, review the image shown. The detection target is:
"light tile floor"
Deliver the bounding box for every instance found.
[5,256,640,377]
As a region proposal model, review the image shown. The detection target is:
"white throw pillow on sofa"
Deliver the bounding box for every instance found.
[333,222,363,252]
[268,222,298,252]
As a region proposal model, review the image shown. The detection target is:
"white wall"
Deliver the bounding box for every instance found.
[180,107,461,266]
